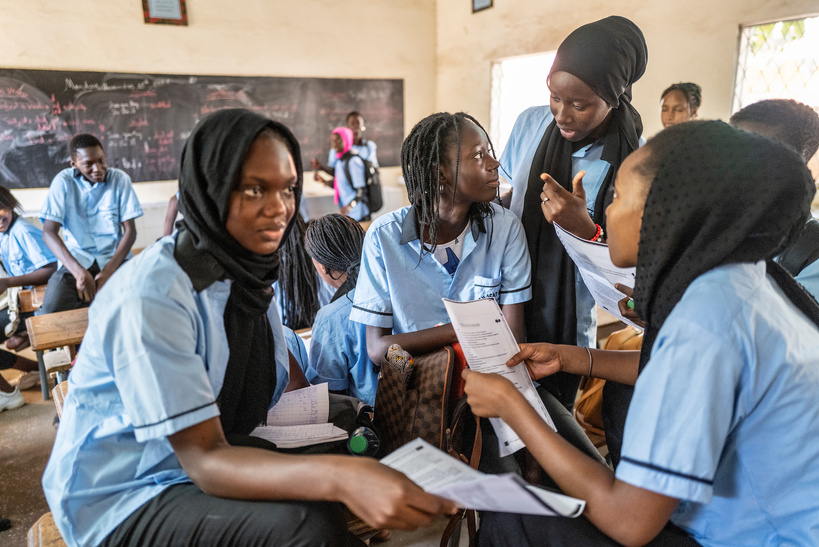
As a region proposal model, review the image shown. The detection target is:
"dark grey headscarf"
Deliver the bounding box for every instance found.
[174,108,303,436]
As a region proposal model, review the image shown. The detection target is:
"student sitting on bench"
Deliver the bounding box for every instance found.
[42,110,454,547]
[38,134,142,314]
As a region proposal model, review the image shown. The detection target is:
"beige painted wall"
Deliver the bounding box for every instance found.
[0,0,433,242]
[436,1,819,138]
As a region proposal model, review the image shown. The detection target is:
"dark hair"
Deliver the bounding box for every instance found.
[278,215,320,330]
[305,213,365,299]
[0,185,21,213]
[401,112,496,256]
[346,111,363,124]
[729,99,819,161]
[661,82,702,111]
[69,134,104,158]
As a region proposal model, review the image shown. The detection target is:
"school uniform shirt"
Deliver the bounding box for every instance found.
[616,262,819,546]
[40,167,143,270]
[42,237,290,547]
[795,258,819,301]
[308,288,376,405]
[0,217,55,278]
[335,155,369,221]
[350,203,532,333]
[499,105,641,349]
[327,140,379,168]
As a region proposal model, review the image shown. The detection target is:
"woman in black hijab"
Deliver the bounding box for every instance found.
[44,109,455,547]
[500,16,647,410]
[463,121,819,546]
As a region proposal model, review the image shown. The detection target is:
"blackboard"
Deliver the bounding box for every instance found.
[0,69,404,188]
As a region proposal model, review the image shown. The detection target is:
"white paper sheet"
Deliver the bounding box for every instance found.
[250,423,348,448]
[382,438,585,517]
[553,223,643,330]
[266,383,329,426]
[442,298,555,457]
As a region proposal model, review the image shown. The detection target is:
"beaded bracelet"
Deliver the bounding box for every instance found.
[589,224,603,242]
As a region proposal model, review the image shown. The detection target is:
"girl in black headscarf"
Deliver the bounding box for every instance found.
[43,109,455,547]
[463,121,819,546]
[500,16,648,410]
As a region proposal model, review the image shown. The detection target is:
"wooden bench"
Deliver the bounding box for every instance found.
[25,308,89,400]
[19,284,48,314]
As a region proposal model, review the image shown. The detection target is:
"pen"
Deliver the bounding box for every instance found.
[626,298,635,310]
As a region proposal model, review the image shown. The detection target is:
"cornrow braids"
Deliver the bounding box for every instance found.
[400,112,498,258]
[305,213,365,301]
[278,214,320,330]
[661,82,702,111]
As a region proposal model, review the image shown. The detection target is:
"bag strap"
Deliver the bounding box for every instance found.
[779,217,819,276]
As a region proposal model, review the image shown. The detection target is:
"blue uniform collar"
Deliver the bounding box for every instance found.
[399,204,486,245]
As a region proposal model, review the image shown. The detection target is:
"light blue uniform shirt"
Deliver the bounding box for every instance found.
[335,155,369,221]
[283,324,309,374]
[351,203,532,333]
[0,217,56,278]
[308,288,377,405]
[40,167,143,270]
[42,237,290,547]
[795,258,819,301]
[616,262,819,547]
[327,140,379,168]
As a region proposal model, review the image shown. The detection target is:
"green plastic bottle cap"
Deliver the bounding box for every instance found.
[349,435,369,454]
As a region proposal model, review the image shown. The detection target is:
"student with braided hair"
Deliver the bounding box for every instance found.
[274,214,320,330]
[304,213,376,404]
[660,82,702,128]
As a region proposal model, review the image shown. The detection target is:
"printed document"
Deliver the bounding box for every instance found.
[554,223,642,330]
[382,438,585,517]
[443,298,555,457]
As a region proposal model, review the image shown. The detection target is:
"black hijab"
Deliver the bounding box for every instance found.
[174,108,303,436]
[635,120,819,370]
[520,17,647,405]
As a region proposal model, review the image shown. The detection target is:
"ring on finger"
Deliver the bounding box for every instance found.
[542,196,549,203]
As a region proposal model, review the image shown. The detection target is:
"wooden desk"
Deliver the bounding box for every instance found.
[19,284,48,313]
[25,308,89,400]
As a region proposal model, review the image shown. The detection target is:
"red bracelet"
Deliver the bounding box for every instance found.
[589,224,603,242]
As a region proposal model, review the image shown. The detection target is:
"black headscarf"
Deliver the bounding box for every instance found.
[174,108,303,436]
[520,16,647,405]
[634,120,819,370]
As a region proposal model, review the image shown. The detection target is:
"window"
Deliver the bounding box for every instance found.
[490,52,556,156]
[733,16,819,112]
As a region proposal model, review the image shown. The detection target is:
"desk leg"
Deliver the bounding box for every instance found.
[37,351,50,401]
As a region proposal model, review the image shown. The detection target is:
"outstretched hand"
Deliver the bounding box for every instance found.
[539,171,598,239]
[461,369,521,419]
[505,343,563,381]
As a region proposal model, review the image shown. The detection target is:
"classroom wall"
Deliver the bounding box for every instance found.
[0,0,434,245]
[435,0,819,138]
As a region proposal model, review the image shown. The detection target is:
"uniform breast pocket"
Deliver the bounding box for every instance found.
[472,275,501,301]
[92,206,120,255]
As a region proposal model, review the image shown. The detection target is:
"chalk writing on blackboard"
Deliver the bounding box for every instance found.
[0,69,403,189]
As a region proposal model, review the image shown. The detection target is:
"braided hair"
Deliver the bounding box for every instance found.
[400,112,497,257]
[0,185,21,213]
[660,82,702,112]
[277,214,320,329]
[304,213,365,301]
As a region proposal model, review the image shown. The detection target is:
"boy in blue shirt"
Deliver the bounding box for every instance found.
[39,134,143,314]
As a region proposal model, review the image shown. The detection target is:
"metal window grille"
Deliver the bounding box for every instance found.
[733,16,819,113]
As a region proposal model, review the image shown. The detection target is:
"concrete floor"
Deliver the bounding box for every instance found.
[0,367,465,547]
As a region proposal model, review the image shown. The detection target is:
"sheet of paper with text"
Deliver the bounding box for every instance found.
[443,297,555,457]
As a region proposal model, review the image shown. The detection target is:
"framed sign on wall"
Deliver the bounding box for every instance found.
[143,0,188,25]
[472,0,492,13]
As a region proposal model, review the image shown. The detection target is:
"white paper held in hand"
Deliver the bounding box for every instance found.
[553,222,642,330]
[442,297,555,457]
[382,438,585,517]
